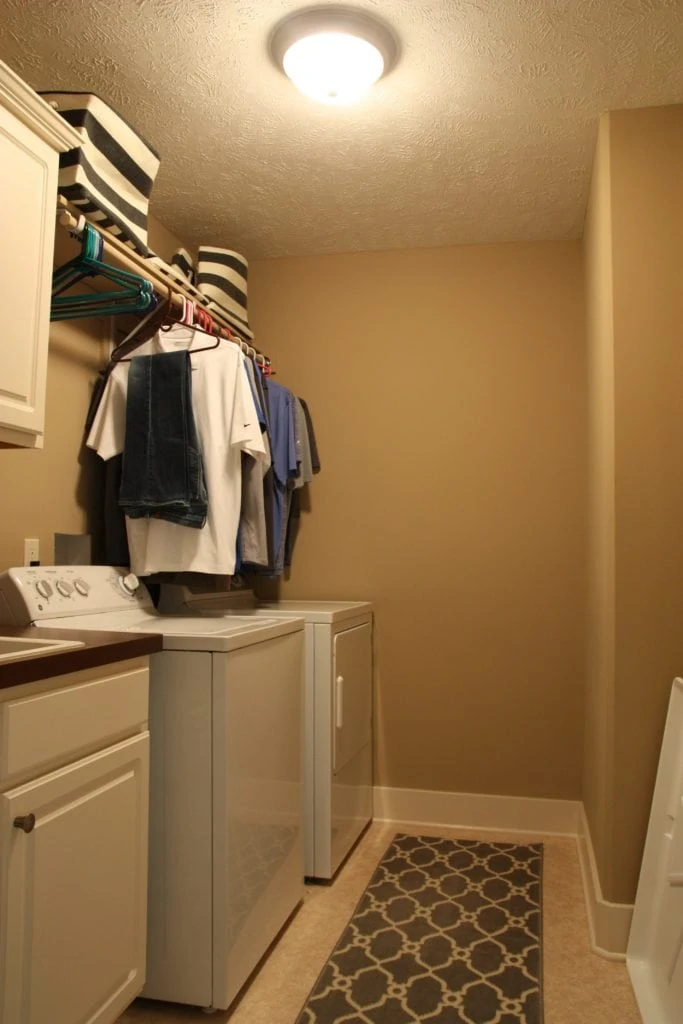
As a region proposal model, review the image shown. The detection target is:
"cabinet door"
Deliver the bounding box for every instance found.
[0,103,56,447]
[0,733,149,1024]
[333,623,373,774]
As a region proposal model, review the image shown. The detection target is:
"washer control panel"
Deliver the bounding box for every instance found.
[0,566,153,624]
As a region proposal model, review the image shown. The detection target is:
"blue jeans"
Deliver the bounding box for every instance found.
[119,350,208,528]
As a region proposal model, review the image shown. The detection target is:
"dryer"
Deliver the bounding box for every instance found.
[0,566,305,1012]
[160,585,373,880]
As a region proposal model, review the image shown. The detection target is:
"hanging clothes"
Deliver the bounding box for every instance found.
[299,398,321,474]
[238,359,270,567]
[264,379,299,575]
[87,325,265,575]
[119,350,208,527]
[292,398,313,488]
[253,362,277,569]
[84,368,130,566]
[285,396,320,567]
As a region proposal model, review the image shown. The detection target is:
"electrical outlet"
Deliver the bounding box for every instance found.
[23,538,40,566]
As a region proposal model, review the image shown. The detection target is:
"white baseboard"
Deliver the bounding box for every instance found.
[576,803,634,960]
[373,785,581,837]
[373,785,633,960]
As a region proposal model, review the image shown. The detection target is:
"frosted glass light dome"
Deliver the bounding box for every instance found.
[283,32,384,105]
[271,7,399,106]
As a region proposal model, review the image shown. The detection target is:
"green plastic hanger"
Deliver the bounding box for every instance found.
[51,223,156,321]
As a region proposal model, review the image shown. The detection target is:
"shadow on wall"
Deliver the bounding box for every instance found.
[50,323,108,565]
[251,485,315,596]
[77,445,106,564]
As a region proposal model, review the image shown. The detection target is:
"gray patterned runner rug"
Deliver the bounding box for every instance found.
[296,834,543,1024]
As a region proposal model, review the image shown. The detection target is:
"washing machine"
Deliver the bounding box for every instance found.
[0,566,305,1012]
[159,585,373,880]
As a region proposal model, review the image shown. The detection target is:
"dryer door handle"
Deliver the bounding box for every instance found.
[335,675,344,729]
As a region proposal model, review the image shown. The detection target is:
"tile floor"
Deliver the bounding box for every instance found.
[117,822,642,1024]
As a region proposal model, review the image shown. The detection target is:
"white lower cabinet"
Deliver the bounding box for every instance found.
[0,661,150,1024]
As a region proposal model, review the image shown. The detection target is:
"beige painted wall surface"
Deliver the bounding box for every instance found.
[0,217,108,571]
[0,213,185,575]
[583,104,683,905]
[583,116,616,896]
[610,105,683,903]
[0,316,105,572]
[148,213,187,264]
[250,241,587,799]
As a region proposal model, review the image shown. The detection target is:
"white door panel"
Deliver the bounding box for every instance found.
[212,632,304,1009]
[0,733,149,1024]
[329,742,373,877]
[143,651,213,1007]
[333,623,372,774]
[656,798,683,1019]
[628,678,683,1023]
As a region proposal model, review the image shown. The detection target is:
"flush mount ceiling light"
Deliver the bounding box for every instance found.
[270,6,399,106]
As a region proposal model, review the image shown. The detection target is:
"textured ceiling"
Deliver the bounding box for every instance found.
[1,0,682,258]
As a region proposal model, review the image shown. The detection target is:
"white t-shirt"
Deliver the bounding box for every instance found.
[87,327,266,575]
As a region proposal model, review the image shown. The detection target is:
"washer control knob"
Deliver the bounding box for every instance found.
[121,573,139,595]
[35,580,53,599]
[56,581,73,597]
[73,579,90,596]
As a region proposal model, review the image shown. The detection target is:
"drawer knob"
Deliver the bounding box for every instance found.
[13,814,35,834]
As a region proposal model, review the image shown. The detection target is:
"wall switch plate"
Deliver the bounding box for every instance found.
[23,538,40,566]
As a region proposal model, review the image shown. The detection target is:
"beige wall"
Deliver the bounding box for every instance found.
[584,105,683,904]
[250,241,587,798]
[583,116,617,897]
[0,212,185,573]
[0,316,105,571]
[148,213,187,264]
[612,106,683,902]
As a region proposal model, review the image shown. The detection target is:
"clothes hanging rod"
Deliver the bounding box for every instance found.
[55,195,265,358]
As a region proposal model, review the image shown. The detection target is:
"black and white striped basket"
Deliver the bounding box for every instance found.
[196,247,249,333]
[41,91,160,256]
[170,248,195,283]
[146,247,254,340]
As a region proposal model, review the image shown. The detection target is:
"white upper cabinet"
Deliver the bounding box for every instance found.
[0,61,81,448]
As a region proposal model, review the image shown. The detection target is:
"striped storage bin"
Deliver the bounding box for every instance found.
[147,247,195,284]
[197,247,249,332]
[41,91,160,255]
[170,248,195,283]
[145,247,254,340]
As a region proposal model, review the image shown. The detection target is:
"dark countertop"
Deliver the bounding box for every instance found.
[0,625,162,690]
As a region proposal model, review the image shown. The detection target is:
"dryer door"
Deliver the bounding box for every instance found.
[333,622,372,774]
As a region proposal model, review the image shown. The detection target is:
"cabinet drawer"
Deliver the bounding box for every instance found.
[0,666,148,781]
